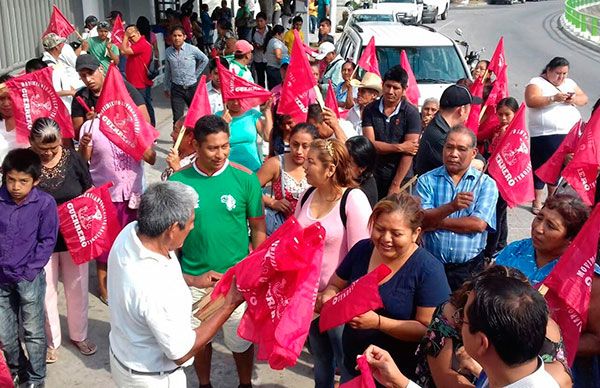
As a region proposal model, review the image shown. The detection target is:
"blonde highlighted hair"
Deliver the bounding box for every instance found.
[310,138,357,193]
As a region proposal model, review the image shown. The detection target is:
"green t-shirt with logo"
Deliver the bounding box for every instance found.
[169,161,264,275]
[87,37,119,71]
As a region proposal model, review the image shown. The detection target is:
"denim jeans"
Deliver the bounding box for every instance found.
[309,319,345,388]
[0,270,47,384]
[138,87,156,127]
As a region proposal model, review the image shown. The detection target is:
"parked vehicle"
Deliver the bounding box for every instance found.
[421,3,438,23]
[338,8,398,32]
[372,0,423,24]
[336,22,471,106]
[423,0,449,21]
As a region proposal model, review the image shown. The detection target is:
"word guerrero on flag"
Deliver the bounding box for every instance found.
[319,264,392,333]
[217,60,272,113]
[357,37,380,76]
[339,355,377,388]
[57,183,120,265]
[5,67,75,141]
[400,50,420,106]
[535,121,581,185]
[111,14,125,46]
[487,103,535,208]
[95,65,159,161]
[539,204,600,366]
[43,5,75,38]
[184,75,211,128]
[212,217,326,370]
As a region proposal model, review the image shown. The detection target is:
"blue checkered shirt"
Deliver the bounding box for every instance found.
[416,166,498,264]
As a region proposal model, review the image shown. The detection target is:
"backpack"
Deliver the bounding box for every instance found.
[299,187,354,228]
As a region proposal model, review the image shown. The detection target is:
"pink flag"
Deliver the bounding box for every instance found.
[5,67,75,141]
[212,217,326,370]
[357,37,380,76]
[540,204,600,365]
[487,37,506,77]
[485,64,509,108]
[465,78,484,135]
[96,65,159,161]
[535,121,581,185]
[217,60,272,113]
[487,103,535,207]
[319,264,392,333]
[184,76,211,129]
[57,183,120,265]
[400,50,420,106]
[339,355,377,388]
[43,5,75,38]
[111,14,125,46]
[325,80,340,118]
[278,30,318,123]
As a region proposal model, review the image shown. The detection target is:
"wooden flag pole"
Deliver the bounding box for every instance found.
[399,175,419,193]
[471,160,490,193]
[313,85,325,109]
[173,127,187,152]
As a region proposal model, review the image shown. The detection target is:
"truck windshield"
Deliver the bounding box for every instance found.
[375,46,468,82]
[352,14,395,23]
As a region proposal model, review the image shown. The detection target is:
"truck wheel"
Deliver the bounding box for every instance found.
[441,4,448,20]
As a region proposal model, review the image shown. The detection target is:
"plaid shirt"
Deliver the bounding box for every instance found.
[416,166,498,264]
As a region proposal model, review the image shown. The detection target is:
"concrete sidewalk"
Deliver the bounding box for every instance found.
[45,87,536,387]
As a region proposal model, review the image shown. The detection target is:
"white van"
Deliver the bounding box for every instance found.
[372,0,423,24]
[423,0,450,21]
[336,22,471,106]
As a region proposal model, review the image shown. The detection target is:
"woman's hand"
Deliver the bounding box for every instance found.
[552,92,570,104]
[456,346,483,377]
[85,107,97,121]
[349,311,380,330]
[269,198,293,215]
[166,148,182,171]
[315,289,337,313]
[222,108,232,124]
[363,345,409,388]
[79,132,92,148]
[196,270,223,288]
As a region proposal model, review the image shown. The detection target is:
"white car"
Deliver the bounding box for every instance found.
[372,0,423,24]
[342,9,398,31]
[423,0,450,21]
[336,23,471,107]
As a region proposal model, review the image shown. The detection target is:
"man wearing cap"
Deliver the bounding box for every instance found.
[362,65,421,199]
[164,25,209,123]
[41,33,85,114]
[315,42,344,92]
[71,54,149,137]
[415,125,498,291]
[229,40,255,83]
[84,21,120,72]
[415,84,483,175]
[347,72,382,135]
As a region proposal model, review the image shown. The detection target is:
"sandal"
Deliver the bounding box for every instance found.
[71,339,97,356]
[532,201,543,215]
[46,347,58,364]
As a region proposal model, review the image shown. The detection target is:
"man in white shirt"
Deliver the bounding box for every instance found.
[207,58,225,114]
[108,181,244,388]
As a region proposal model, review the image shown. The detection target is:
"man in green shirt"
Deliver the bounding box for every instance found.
[169,114,266,388]
[83,21,120,71]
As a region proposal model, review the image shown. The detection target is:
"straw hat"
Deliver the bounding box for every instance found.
[350,72,383,94]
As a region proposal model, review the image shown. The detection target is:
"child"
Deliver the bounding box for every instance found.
[0,148,58,387]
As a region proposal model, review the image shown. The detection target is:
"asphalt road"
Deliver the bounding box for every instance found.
[44,2,598,387]
[437,0,600,119]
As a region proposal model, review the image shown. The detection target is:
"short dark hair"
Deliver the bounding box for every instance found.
[346,136,376,183]
[25,58,48,74]
[543,193,590,239]
[292,15,303,24]
[209,57,229,72]
[467,267,548,366]
[319,18,331,26]
[170,25,186,35]
[1,148,42,182]
[306,104,323,124]
[542,57,569,75]
[383,65,408,89]
[218,18,233,30]
[193,115,230,144]
[446,125,476,148]
[256,11,267,20]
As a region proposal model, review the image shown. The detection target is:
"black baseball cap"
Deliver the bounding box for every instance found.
[76,54,101,72]
[439,85,483,108]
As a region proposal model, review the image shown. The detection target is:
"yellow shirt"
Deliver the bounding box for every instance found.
[283,29,305,53]
[309,1,318,17]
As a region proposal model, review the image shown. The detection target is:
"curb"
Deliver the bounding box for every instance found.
[558,14,600,53]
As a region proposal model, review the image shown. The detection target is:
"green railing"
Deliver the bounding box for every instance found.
[565,0,600,40]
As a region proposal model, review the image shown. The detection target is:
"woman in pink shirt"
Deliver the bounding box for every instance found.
[295,138,372,388]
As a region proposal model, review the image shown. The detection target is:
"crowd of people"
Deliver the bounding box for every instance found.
[1,3,600,388]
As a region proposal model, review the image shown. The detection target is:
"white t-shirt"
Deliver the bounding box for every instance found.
[108,222,196,372]
[207,81,224,114]
[0,120,29,162]
[527,76,581,137]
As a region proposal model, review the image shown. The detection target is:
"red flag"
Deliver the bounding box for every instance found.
[485,64,509,108]
[539,204,600,365]
[217,60,272,113]
[465,78,484,135]
[325,80,340,118]
[357,37,380,76]
[561,113,600,205]
[478,105,499,143]
[339,355,377,388]
[319,264,392,333]
[0,353,11,388]
[111,14,125,46]
[43,5,75,38]
[400,50,420,106]
[535,121,581,185]
[278,30,318,123]
[212,217,326,370]
[96,65,159,161]
[303,42,317,55]
[487,103,535,207]
[5,67,75,141]
[184,75,211,128]
[487,37,506,77]
[57,183,120,265]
